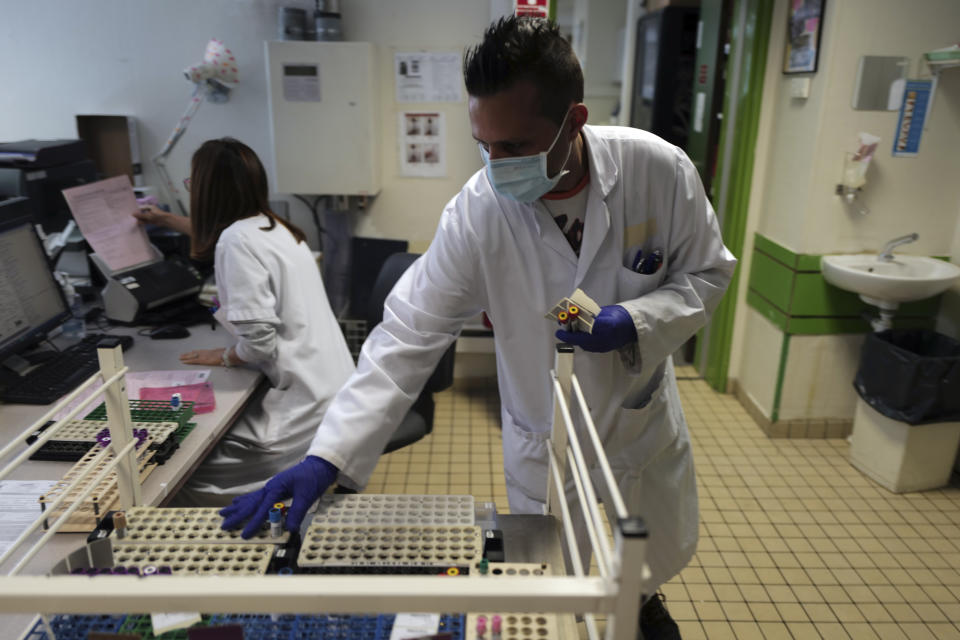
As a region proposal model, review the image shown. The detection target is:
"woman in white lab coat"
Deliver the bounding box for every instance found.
[137,138,354,506]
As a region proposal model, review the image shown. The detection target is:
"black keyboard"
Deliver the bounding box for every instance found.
[0,334,134,405]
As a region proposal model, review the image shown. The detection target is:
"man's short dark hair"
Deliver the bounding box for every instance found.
[463,16,584,125]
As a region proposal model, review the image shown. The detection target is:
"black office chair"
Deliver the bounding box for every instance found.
[367,252,456,454]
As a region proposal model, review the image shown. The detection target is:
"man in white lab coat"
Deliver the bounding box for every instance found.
[222,16,735,638]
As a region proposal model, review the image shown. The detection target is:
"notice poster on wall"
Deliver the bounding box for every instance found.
[395,52,462,103]
[892,79,932,157]
[399,111,446,178]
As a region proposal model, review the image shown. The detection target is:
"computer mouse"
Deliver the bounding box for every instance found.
[148,325,191,340]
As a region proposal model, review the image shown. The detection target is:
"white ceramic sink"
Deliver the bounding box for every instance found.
[821,254,960,306]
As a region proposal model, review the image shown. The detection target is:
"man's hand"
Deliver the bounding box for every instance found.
[133,205,192,235]
[556,304,637,353]
[180,348,226,366]
[220,456,339,539]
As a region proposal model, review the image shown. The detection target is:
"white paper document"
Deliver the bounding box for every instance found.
[62,175,155,272]
[151,611,202,635]
[389,613,440,640]
[399,111,446,178]
[395,52,462,103]
[0,480,58,558]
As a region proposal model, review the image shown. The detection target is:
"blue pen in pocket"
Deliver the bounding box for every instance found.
[639,249,663,275]
[631,248,644,272]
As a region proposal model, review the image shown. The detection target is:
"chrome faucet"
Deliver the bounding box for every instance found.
[878,233,918,262]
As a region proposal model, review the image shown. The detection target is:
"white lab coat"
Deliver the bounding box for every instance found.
[308,126,736,592]
[178,215,355,505]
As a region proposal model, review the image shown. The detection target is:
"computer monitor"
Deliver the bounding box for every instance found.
[0,218,70,363]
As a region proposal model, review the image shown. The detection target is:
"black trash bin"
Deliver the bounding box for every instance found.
[854,329,960,425]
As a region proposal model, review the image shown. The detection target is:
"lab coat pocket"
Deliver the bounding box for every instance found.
[616,266,662,302]
[501,411,551,504]
[607,378,678,474]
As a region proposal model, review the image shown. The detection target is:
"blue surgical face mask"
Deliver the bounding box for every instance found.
[479,110,574,203]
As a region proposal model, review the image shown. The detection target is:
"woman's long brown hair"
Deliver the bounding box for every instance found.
[189,137,306,260]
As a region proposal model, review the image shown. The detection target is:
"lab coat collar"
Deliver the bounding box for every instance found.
[581,125,619,199]
[572,126,617,285]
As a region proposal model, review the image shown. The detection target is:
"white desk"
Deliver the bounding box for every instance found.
[0,324,263,633]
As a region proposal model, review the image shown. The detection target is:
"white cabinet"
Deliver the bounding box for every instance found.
[265,41,380,196]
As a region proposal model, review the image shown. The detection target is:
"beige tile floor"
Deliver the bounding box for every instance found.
[365,369,960,640]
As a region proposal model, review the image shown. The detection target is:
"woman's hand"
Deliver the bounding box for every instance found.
[180,348,226,366]
[134,205,192,235]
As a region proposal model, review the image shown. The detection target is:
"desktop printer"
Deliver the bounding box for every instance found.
[90,246,204,324]
[0,139,97,233]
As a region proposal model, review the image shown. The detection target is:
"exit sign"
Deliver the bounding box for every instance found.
[516,0,549,18]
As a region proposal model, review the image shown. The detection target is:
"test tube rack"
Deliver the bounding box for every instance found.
[314,493,475,525]
[111,541,274,576]
[28,419,183,463]
[297,523,482,569]
[466,563,561,640]
[39,427,173,532]
[83,398,195,429]
[119,507,291,545]
[27,613,467,640]
[33,420,178,442]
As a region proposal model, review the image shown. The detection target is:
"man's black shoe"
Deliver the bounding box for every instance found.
[638,592,681,640]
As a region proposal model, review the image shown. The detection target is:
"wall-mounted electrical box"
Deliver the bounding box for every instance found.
[265,41,380,196]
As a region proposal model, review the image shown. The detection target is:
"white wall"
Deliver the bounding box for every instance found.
[936,217,960,339]
[758,0,960,257]
[572,0,627,125]
[779,333,865,421]
[0,0,491,252]
[737,307,783,419]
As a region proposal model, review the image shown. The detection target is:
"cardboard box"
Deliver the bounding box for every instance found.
[75,115,142,186]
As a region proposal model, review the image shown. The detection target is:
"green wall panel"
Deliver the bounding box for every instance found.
[793,273,866,316]
[753,233,796,269]
[749,251,794,313]
[796,254,822,272]
[746,290,788,332]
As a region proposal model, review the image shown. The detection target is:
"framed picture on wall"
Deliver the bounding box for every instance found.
[783,0,826,74]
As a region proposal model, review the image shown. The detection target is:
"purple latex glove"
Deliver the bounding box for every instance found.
[556,304,637,353]
[219,455,338,539]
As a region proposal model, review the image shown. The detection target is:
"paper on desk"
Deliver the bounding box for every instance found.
[61,175,155,272]
[141,382,215,414]
[0,480,58,558]
[389,613,440,640]
[51,370,212,421]
[151,611,202,635]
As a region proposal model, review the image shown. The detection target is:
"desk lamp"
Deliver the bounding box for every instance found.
[153,39,239,215]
